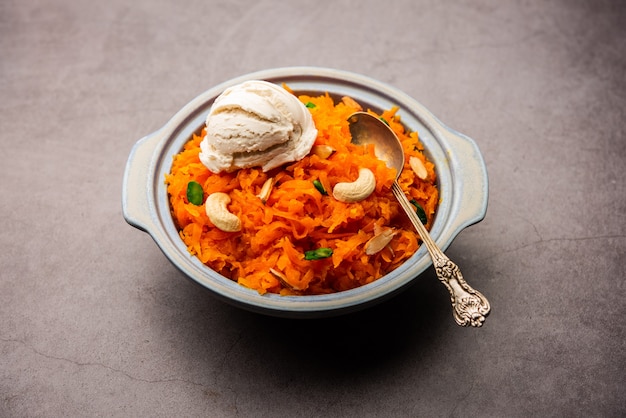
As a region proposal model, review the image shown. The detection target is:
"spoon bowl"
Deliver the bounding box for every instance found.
[348,112,406,177]
[348,112,491,327]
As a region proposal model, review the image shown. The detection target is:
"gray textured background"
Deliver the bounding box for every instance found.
[2,0,625,416]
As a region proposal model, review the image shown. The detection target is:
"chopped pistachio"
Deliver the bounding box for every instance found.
[313,179,327,195]
[304,247,333,260]
[186,181,204,205]
[409,199,428,225]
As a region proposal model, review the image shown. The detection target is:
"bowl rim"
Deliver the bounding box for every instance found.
[122,66,488,318]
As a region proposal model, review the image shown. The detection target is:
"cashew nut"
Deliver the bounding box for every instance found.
[332,168,376,203]
[409,156,428,180]
[205,192,241,232]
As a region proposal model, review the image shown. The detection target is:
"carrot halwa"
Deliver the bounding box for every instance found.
[165,90,438,295]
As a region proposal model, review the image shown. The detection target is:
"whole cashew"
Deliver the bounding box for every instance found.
[205,192,241,232]
[332,168,376,203]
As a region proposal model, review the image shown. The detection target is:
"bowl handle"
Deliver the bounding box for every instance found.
[122,131,162,233]
[442,126,489,234]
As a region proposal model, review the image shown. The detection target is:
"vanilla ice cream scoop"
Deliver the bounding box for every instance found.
[199,80,318,173]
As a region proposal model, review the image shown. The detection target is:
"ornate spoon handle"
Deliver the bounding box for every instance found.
[392,182,491,327]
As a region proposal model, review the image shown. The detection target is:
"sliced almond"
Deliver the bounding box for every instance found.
[365,227,397,255]
[409,156,428,180]
[256,177,274,204]
[270,268,300,290]
[311,145,335,159]
[341,96,363,111]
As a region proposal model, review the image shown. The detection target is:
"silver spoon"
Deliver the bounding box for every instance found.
[348,112,490,327]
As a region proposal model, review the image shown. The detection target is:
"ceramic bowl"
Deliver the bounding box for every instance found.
[122,67,488,318]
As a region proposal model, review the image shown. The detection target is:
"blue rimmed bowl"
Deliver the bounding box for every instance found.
[122,67,488,318]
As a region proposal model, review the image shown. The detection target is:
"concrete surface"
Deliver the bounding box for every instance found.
[1,0,625,416]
